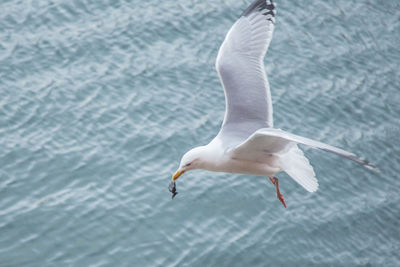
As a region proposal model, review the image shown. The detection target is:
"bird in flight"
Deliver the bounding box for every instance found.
[169,0,378,207]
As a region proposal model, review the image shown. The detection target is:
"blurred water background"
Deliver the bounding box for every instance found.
[1,0,399,266]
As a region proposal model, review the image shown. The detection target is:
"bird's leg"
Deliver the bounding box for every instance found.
[269,177,286,208]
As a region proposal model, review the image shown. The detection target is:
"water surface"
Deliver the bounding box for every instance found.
[0,0,399,266]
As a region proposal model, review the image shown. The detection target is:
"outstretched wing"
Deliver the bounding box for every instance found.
[216,0,276,136]
[232,128,379,173]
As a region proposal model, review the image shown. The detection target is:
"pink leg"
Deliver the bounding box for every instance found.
[269,177,287,208]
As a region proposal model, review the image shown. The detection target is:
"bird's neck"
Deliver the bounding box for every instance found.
[196,141,227,172]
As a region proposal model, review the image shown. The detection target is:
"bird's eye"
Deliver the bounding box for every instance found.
[185,163,192,167]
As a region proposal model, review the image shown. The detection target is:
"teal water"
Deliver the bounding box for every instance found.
[1,0,399,266]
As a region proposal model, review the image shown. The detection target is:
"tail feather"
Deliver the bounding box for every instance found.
[280,145,318,192]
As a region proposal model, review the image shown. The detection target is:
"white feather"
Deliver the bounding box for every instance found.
[280,145,318,192]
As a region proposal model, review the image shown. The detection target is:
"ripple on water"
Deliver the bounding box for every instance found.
[0,0,399,266]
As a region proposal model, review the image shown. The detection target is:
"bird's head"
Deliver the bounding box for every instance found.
[169,145,214,199]
[172,146,206,181]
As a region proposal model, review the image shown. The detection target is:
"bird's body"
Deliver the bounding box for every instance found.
[220,133,282,173]
[193,137,282,177]
[170,0,377,205]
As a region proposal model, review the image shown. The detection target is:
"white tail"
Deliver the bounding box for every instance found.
[280,145,318,192]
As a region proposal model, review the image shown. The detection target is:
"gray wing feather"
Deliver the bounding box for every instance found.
[232,128,379,172]
[216,0,276,136]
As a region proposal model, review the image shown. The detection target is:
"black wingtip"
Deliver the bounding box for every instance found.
[351,155,380,174]
[363,161,380,174]
[241,0,276,23]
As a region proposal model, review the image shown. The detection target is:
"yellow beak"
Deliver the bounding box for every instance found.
[172,170,183,181]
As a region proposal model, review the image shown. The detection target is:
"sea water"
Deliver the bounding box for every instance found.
[0,0,399,266]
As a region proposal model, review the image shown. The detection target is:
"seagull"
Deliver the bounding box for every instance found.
[169,0,378,207]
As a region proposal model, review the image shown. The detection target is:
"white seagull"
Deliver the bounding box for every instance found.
[169,0,378,207]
